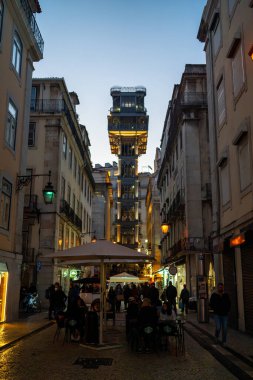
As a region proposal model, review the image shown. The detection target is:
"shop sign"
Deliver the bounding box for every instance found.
[169,265,177,275]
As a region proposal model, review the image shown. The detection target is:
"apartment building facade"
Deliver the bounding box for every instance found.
[157,65,213,303]
[24,78,94,300]
[0,0,43,321]
[198,0,253,333]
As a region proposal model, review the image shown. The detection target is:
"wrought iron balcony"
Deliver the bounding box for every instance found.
[179,92,207,107]
[30,99,66,113]
[60,199,82,231]
[20,0,44,54]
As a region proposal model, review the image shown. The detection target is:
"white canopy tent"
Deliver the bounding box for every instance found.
[42,239,151,345]
[109,271,143,283]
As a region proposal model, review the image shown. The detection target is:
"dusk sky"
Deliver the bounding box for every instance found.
[34,0,207,171]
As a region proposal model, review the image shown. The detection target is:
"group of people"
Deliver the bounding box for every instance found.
[46,282,99,343]
[125,295,178,352]
[45,279,231,347]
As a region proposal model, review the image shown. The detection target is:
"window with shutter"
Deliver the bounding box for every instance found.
[220,161,230,206]
[217,78,226,127]
[232,43,245,98]
[238,135,251,191]
[212,17,221,56]
[28,122,36,147]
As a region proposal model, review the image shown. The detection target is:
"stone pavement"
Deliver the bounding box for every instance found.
[0,311,53,351]
[1,309,253,379]
[185,311,253,358]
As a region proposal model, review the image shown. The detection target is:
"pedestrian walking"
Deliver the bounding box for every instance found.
[210,282,231,346]
[166,281,177,313]
[179,284,190,314]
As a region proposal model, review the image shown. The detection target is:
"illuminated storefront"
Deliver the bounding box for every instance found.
[0,263,8,322]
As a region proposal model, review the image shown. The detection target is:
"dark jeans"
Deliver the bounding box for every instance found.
[214,314,228,343]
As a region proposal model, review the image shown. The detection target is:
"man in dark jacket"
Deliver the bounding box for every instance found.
[166,281,177,313]
[179,284,190,314]
[210,282,231,345]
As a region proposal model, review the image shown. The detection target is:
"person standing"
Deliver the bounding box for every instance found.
[51,282,67,316]
[210,282,231,346]
[179,284,190,314]
[166,281,177,313]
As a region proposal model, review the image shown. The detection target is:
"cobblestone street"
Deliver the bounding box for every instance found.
[0,319,238,380]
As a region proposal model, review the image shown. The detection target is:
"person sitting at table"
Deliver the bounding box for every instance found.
[158,302,177,351]
[159,301,176,322]
[137,298,158,352]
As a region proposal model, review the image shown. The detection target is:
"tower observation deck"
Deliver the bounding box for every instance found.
[108,86,149,248]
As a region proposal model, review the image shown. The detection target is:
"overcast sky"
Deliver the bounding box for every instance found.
[34,0,206,171]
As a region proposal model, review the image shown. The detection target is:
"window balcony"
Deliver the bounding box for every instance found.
[60,199,82,231]
[30,99,66,113]
[20,0,44,54]
[179,92,207,107]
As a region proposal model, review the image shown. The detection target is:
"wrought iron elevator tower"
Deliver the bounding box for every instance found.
[108,86,149,249]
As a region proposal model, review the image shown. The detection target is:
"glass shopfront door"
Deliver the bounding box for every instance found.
[0,263,8,322]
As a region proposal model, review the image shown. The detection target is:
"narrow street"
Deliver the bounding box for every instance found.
[1,312,251,380]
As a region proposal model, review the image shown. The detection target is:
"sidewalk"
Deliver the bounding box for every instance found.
[0,311,53,351]
[1,309,253,360]
[184,311,253,358]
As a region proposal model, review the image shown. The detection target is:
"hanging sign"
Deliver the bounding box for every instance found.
[169,265,177,276]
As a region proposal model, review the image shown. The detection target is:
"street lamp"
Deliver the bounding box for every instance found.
[161,222,170,234]
[16,170,56,205]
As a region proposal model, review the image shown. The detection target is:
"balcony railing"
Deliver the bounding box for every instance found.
[60,199,82,231]
[30,99,66,113]
[20,0,44,54]
[166,189,185,221]
[179,92,207,107]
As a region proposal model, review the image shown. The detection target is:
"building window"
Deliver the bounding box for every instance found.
[77,200,80,217]
[0,1,4,43]
[67,185,71,205]
[30,86,38,111]
[217,77,226,127]
[0,178,12,230]
[231,42,245,99]
[72,193,76,212]
[71,231,75,247]
[62,133,67,159]
[6,99,17,150]
[28,122,36,147]
[73,156,77,178]
[58,223,64,250]
[212,15,221,57]
[12,32,22,75]
[238,134,251,192]
[77,165,81,186]
[219,160,230,206]
[80,204,83,224]
[61,176,65,200]
[68,146,72,169]
[65,227,69,248]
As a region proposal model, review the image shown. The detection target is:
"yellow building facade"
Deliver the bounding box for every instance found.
[0,0,43,321]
